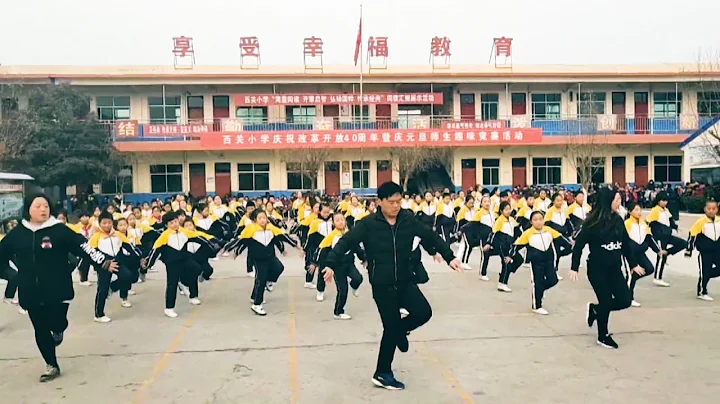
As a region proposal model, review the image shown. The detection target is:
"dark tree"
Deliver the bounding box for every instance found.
[0,85,123,197]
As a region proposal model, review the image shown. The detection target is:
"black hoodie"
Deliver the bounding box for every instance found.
[0,217,110,308]
[325,208,454,286]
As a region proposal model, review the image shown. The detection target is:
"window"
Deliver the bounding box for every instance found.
[482,158,500,185]
[532,157,562,185]
[235,107,268,124]
[1,98,19,118]
[286,163,313,190]
[397,108,423,129]
[148,96,181,124]
[352,105,369,121]
[150,164,183,193]
[101,166,133,194]
[238,163,270,191]
[531,93,561,119]
[576,157,605,184]
[654,155,682,182]
[286,106,316,124]
[481,94,499,120]
[96,96,131,122]
[698,92,720,117]
[653,92,682,118]
[511,93,527,115]
[352,161,370,189]
[577,92,606,116]
[187,96,204,120]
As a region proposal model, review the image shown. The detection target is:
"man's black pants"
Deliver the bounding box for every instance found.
[372,282,432,374]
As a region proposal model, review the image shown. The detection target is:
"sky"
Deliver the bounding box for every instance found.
[0,0,718,66]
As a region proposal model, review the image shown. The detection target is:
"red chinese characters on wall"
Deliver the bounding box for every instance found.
[114,120,139,137]
[303,37,324,57]
[233,93,443,106]
[368,36,389,57]
[430,36,451,57]
[494,37,513,57]
[240,37,260,57]
[201,128,542,150]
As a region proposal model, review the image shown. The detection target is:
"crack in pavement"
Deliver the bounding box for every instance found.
[0,329,664,363]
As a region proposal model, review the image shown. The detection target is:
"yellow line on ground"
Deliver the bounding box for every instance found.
[287,285,300,404]
[418,341,475,404]
[131,308,199,404]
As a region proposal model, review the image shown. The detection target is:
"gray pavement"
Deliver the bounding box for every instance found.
[1,213,720,404]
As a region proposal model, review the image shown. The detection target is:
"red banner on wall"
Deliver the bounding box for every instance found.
[441,120,507,130]
[145,123,211,137]
[233,93,444,106]
[200,128,542,150]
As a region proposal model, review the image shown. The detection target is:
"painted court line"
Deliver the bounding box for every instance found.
[131,308,200,404]
[418,341,475,404]
[287,284,300,404]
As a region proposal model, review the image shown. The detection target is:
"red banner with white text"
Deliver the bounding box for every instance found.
[200,128,542,150]
[233,93,444,106]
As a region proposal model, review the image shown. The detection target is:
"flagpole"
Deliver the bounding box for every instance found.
[359,4,363,124]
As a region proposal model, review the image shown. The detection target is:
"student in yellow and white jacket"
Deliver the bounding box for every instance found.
[685,199,720,301]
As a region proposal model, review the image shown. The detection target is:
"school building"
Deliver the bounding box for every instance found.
[1,63,717,202]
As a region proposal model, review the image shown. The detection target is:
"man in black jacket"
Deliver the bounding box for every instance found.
[322,181,461,390]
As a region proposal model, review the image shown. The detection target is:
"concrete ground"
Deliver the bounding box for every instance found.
[1,213,719,404]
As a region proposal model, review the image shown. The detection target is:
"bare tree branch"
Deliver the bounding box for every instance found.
[564,131,609,190]
[279,148,331,191]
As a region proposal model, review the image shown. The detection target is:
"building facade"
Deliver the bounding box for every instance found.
[0,64,713,202]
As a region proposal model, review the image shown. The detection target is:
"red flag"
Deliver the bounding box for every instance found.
[353,17,362,66]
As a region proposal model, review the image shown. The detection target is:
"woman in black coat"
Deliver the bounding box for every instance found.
[0,194,117,382]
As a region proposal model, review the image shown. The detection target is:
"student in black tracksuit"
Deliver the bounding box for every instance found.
[623,202,664,307]
[647,192,685,287]
[510,211,572,315]
[315,212,365,319]
[685,199,720,300]
[569,187,640,349]
[491,201,523,292]
[303,204,334,295]
[322,182,461,391]
[225,209,301,316]
[0,194,115,382]
[144,211,212,318]
[183,221,221,283]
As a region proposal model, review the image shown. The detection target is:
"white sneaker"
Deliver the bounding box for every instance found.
[497,283,512,293]
[556,273,563,281]
[164,309,178,318]
[251,304,267,316]
[697,294,714,301]
[248,271,255,278]
[178,284,190,296]
[94,316,112,323]
[189,298,202,305]
[532,308,549,315]
[18,307,27,315]
[2,298,18,306]
[304,282,316,289]
[121,300,132,308]
[480,275,489,281]
[334,313,352,320]
[265,282,275,292]
[128,290,136,296]
[316,292,325,302]
[79,281,92,286]
[399,308,410,316]
[653,279,671,287]
[631,300,642,307]
[460,263,472,270]
[249,297,266,304]
[352,287,360,297]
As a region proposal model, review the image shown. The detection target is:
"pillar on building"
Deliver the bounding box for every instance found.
[203,96,214,122]
[205,163,216,194]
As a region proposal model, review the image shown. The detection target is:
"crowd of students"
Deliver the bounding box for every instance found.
[1,183,718,390]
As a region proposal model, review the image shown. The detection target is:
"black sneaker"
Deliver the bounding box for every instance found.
[397,332,409,353]
[597,334,619,349]
[372,372,405,390]
[51,331,64,347]
[39,365,61,383]
[586,303,596,328]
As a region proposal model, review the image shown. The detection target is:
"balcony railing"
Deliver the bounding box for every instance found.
[111,114,714,141]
